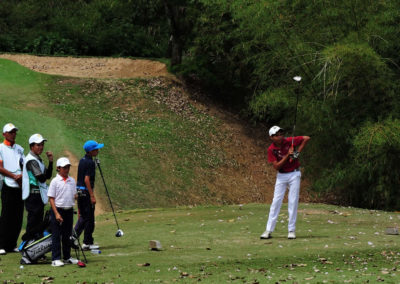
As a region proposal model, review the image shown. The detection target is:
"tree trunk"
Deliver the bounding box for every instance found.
[170,35,182,65]
[163,0,185,66]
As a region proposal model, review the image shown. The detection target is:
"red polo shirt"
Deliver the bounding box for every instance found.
[267,136,304,173]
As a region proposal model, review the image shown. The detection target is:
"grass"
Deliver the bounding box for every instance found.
[0,203,399,283]
[43,77,225,208]
[0,58,226,209]
[0,59,82,160]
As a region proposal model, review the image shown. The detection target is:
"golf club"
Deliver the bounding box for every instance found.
[71,229,88,266]
[95,158,124,238]
[290,76,302,161]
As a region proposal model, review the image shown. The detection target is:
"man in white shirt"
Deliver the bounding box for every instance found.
[21,134,53,242]
[0,123,25,255]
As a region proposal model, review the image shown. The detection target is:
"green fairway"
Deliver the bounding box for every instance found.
[0,203,399,283]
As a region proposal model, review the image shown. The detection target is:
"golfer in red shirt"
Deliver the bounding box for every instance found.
[261,126,310,239]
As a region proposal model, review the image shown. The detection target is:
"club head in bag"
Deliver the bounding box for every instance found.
[77,260,86,268]
[116,229,124,237]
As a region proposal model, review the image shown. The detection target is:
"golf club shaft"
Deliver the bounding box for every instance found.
[95,160,121,230]
[290,79,301,162]
[291,87,300,146]
[73,228,88,263]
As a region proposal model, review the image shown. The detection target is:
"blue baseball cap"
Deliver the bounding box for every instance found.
[83,140,104,152]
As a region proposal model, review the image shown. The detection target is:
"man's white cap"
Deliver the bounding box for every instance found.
[3,123,18,133]
[269,126,283,136]
[56,157,71,167]
[29,133,47,144]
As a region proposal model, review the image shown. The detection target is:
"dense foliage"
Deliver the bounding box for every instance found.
[0,0,169,57]
[184,0,400,210]
[1,0,399,209]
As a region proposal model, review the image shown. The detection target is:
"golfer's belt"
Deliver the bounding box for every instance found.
[30,188,40,194]
[77,189,88,197]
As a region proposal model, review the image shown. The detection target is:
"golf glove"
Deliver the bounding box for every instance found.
[290,150,300,160]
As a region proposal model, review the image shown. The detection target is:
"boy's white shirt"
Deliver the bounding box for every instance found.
[47,174,76,208]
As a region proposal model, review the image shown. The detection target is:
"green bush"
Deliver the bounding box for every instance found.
[30,35,77,55]
[351,119,400,209]
[318,119,400,209]
[249,87,293,124]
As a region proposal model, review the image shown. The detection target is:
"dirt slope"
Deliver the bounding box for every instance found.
[0,53,312,205]
[0,54,169,78]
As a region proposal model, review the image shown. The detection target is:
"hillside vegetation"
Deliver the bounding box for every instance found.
[182,0,400,210]
[0,57,286,209]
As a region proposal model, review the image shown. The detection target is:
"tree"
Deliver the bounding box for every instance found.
[163,0,198,66]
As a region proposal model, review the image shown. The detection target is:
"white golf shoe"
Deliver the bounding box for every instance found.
[51,260,65,267]
[64,257,79,264]
[82,244,100,250]
[260,231,272,239]
[288,231,296,239]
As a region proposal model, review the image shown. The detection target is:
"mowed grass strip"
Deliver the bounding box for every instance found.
[0,203,399,283]
[0,59,83,169]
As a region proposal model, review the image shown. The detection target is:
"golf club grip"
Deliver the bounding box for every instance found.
[289,141,294,163]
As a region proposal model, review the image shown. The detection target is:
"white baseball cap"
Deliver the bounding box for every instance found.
[29,133,47,144]
[269,126,284,136]
[56,157,71,167]
[3,123,18,133]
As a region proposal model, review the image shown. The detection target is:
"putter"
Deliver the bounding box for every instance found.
[290,76,302,161]
[95,158,124,237]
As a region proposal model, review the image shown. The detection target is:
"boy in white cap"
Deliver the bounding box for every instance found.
[74,140,104,250]
[260,126,310,240]
[21,134,53,243]
[48,157,78,267]
[0,123,25,255]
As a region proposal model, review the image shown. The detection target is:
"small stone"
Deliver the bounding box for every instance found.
[385,227,399,235]
[149,240,162,251]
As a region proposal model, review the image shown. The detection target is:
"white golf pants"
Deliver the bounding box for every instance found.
[265,170,301,232]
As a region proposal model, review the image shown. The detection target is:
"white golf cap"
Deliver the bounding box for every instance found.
[56,157,71,167]
[3,123,18,133]
[29,133,47,144]
[269,126,284,136]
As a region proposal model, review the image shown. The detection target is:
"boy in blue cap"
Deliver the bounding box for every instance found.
[74,140,104,250]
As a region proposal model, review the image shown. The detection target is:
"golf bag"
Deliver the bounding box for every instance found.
[20,234,52,264]
[19,210,52,265]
